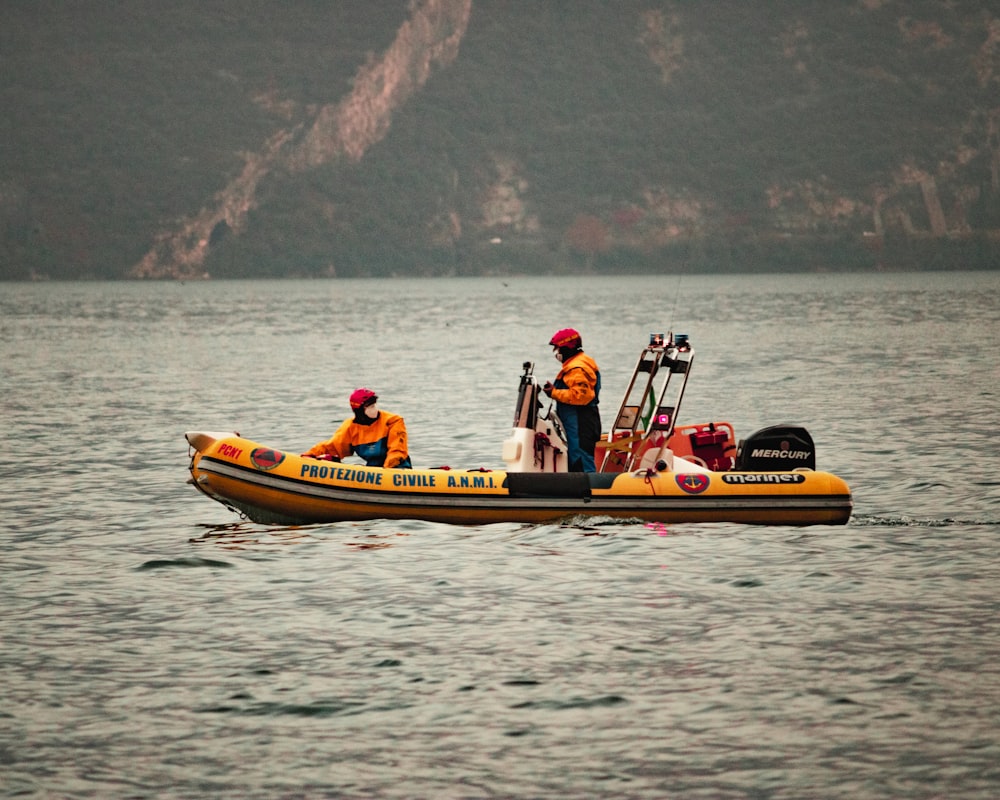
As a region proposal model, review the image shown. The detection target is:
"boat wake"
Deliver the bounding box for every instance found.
[851,513,999,527]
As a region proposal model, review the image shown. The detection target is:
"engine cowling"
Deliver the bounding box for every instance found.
[735,425,816,471]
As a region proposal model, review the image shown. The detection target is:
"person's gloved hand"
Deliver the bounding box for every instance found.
[543,381,554,397]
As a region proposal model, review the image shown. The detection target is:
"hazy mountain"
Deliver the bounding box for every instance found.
[2,0,998,280]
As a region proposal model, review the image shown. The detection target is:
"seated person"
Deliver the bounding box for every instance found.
[302,388,412,468]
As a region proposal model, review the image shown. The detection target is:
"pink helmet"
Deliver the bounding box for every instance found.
[549,328,582,349]
[349,387,377,409]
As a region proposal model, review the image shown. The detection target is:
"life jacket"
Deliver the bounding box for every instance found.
[553,351,600,407]
[306,411,411,468]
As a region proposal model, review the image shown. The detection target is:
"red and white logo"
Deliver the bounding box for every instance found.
[250,448,285,471]
[675,474,710,494]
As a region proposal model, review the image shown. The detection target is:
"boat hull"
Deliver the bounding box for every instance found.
[187,433,853,527]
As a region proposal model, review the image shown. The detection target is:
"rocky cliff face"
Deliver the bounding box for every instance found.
[128,0,471,279]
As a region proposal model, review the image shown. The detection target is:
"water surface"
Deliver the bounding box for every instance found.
[2,272,999,798]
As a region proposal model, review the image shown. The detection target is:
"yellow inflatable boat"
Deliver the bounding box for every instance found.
[186,431,851,526]
[186,333,852,527]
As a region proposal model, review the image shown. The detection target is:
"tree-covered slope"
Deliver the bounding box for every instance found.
[2,0,998,279]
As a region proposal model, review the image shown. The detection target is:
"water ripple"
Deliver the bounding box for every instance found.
[2,274,999,799]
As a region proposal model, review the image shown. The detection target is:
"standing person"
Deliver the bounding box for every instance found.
[543,328,601,472]
[302,388,412,468]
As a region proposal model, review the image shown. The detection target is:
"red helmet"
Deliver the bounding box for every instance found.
[349,387,377,409]
[549,328,582,349]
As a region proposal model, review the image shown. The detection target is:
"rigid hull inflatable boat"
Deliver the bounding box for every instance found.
[186,334,853,527]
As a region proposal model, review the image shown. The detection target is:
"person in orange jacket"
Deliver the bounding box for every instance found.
[543,328,601,472]
[302,388,412,468]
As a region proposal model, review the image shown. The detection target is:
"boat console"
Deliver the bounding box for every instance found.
[501,361,569,472]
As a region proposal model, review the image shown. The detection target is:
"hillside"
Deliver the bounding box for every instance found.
[2,0,998,280]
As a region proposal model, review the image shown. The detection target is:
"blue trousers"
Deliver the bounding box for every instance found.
[557,403,601,472]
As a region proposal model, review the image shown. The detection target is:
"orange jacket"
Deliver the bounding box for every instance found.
[304,411,411,468]
[550,352,600,406]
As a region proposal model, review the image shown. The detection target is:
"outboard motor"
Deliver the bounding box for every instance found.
[735,425,816,471]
